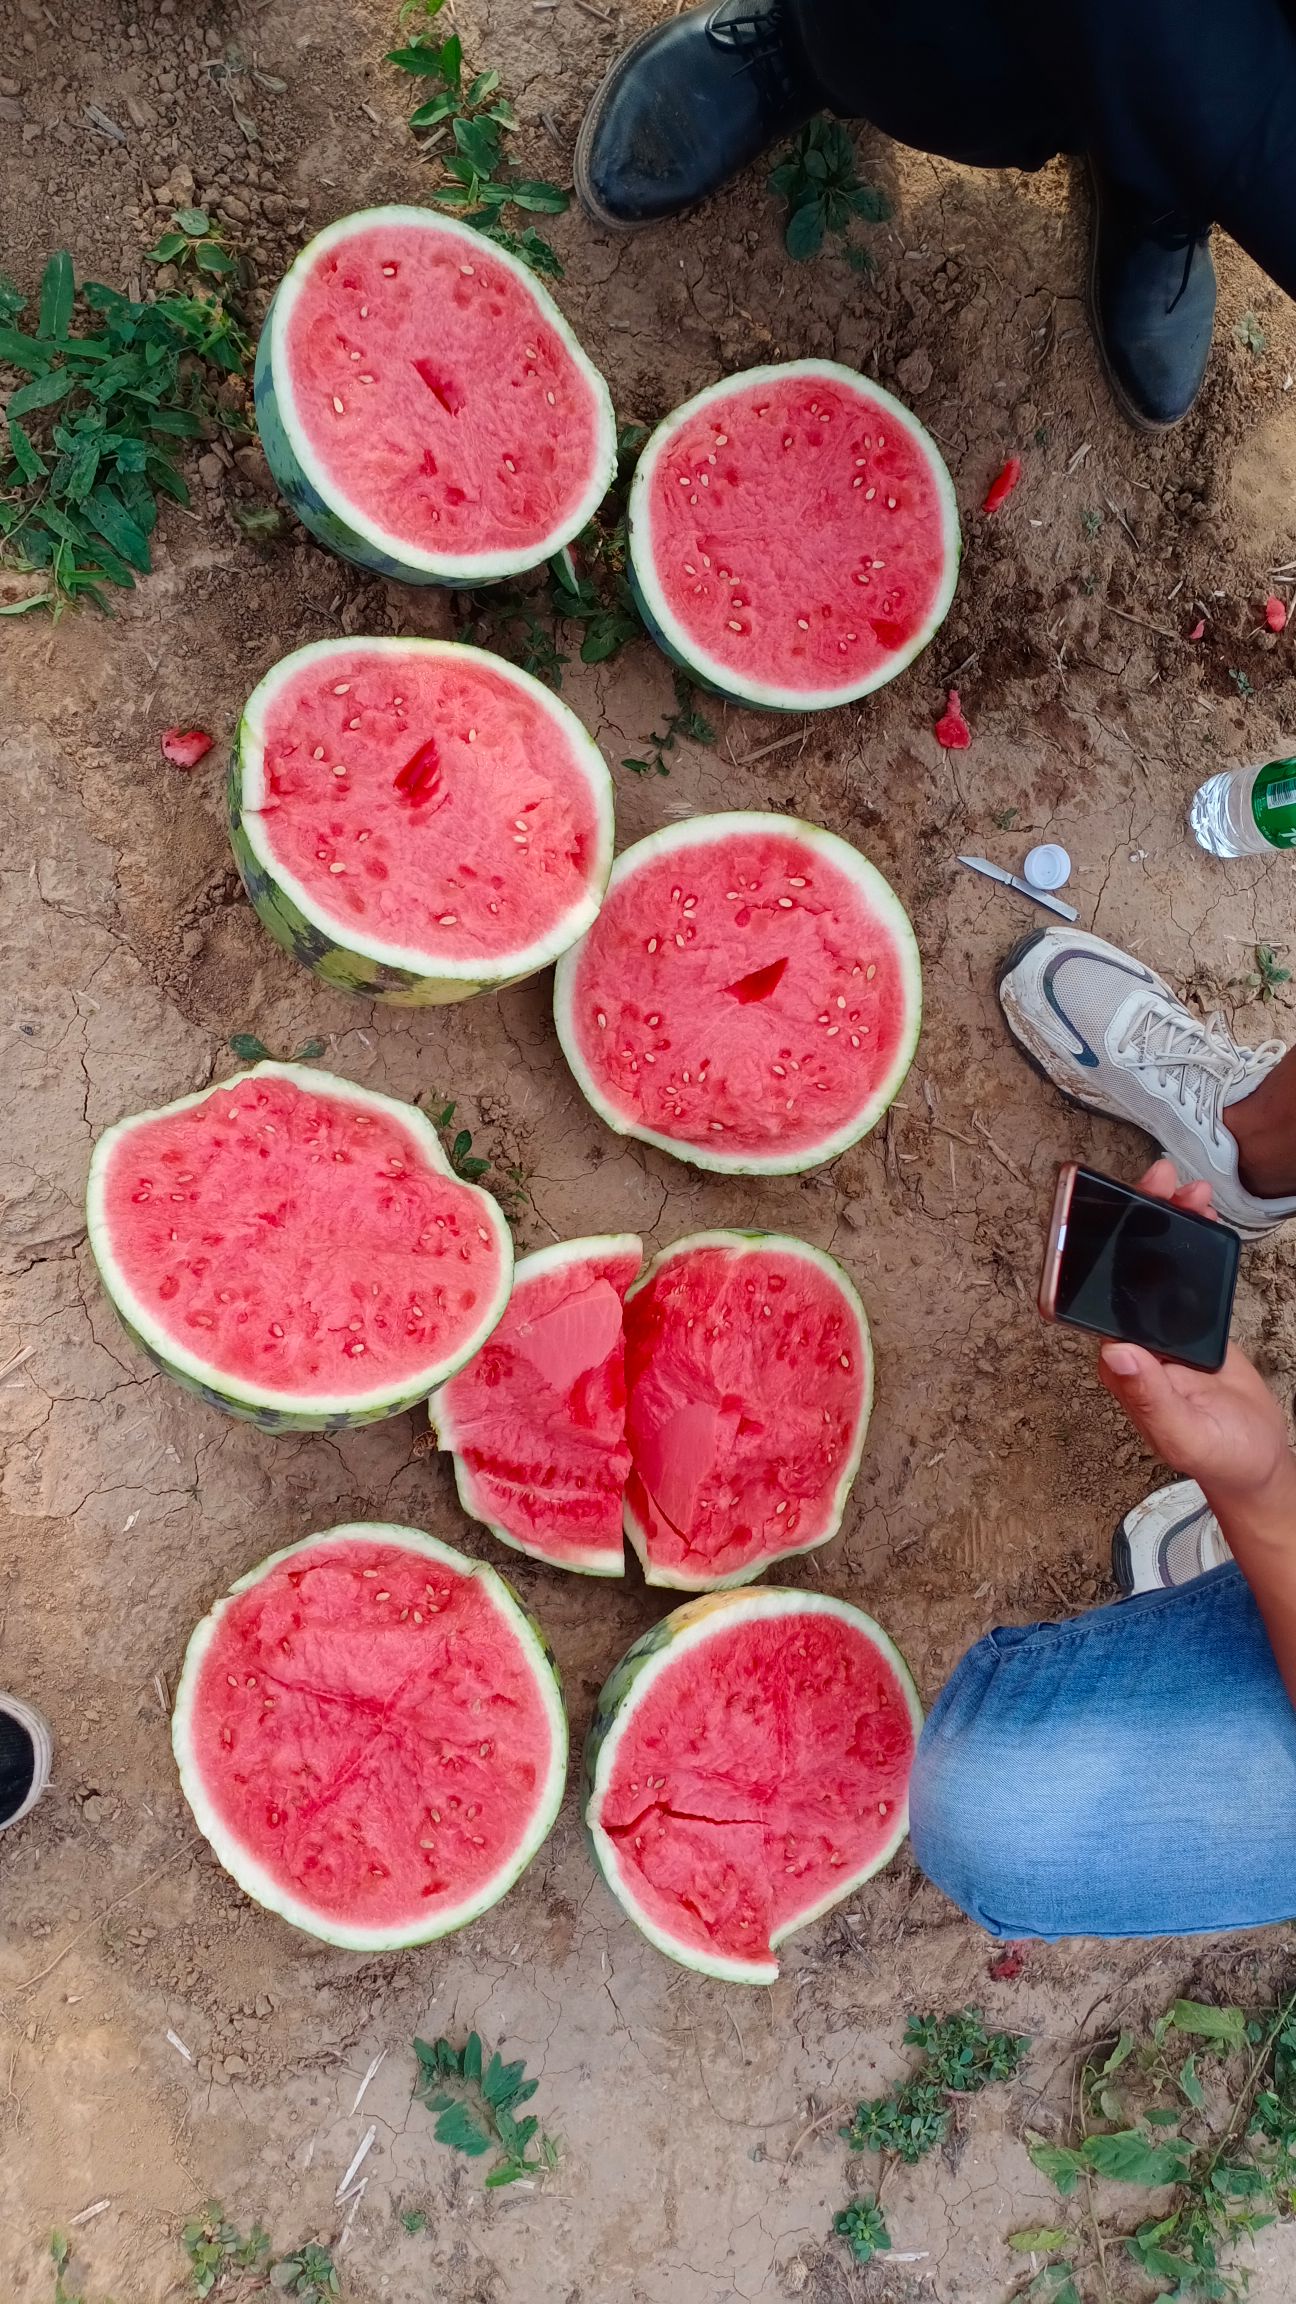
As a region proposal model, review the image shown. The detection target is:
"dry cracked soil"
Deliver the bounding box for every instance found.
[5,0,1296,2299]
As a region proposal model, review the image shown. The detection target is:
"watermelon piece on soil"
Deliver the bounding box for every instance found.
[431,1235,643,1577]
[623,1231,872,1590]
[230,637,615,1006]
[553,811,922,1174]
[254,207,617,586]
[86,1062,513,1430]
[627,360,960,711]
[584,1588,921,1982]
[173,1523,567,1948]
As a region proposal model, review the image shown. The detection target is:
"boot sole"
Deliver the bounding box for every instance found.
[0,1696,53,1831]
[1085,163,1197,437]
[573,21,697,233]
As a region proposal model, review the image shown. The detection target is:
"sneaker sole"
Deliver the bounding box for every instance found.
[573,22,696,233]
[1085,162,1196,437]
[1110,1518,1135,1596]
[0,1696,52,1831]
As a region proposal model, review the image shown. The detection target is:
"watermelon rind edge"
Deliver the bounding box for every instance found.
[255,208,619,587]
[582,1586,923,1984]
[85,1062,515,1429]
[626,359,961,711]
[230,636,616,1005]
[172,1522,569,1950]
[431,1232,643,1579]
[622,1229,874,1591]
[551,810,922,1175]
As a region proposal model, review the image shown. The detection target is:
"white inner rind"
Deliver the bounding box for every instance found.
[86,1062,515,1418]
[628,360,961,711]
[586,1588,923,1983]
[267,207,618,581]
[172,1523,568,1951]
[237,636,616,981]
[621,1229,874,1591]
[552,811,923,1177]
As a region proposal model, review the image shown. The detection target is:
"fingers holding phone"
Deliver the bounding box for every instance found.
[1039,1161,1240,1373]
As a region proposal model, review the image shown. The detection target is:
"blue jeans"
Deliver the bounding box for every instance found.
[910,1564,1296,1939]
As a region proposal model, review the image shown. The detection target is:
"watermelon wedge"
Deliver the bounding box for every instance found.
[173,1524,567,1948]
[230,638,615,1005]
[585,1589,921,1982]
[254,207,617,585]
[431,1235,643,1578]
[627,360,960,710]
[86,1062,513,1430]
[553,811,921,1173]
[623,1232,872,1590]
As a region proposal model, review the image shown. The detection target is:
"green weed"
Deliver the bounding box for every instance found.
[834,2196,891,2265]
[228,1034,326,1064]
[413,2031,560,2188]
[843,2008,1031,2165]
[1235,311,1268,356]
[622,672,716,778]
[768,117,890,262]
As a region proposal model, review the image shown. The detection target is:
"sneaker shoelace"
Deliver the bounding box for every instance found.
[1114,995,1283,1135]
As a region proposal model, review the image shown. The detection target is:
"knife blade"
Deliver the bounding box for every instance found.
[957,855,1079,923]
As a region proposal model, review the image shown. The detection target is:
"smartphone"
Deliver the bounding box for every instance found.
[1039,1163,1240,1372]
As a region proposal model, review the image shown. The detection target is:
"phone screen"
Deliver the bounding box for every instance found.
[1051,1168,1240,1371]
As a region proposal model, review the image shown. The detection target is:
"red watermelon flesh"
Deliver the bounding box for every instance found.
[175,1529,564,1943]
[553,813,922,1173]
[623,1234,871,1589]
[246,641,610,971]
[282,216,608,561]
[92,1066,508,1412]
[432,1236,642,1576]
[594,1598,918,1978]
[631,363,958,704]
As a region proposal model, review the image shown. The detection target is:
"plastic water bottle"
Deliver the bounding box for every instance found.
[1190,759,1296,857]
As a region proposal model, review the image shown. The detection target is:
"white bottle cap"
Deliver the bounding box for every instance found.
[1023,843,1071,891]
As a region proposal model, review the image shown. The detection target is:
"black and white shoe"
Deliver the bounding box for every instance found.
[1112,1481,1232,1595]
[0,1696,52,1833]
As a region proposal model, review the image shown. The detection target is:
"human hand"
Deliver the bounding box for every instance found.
[1096,1160,1293,1509]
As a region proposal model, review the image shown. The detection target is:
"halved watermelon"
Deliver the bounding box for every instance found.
[623,1232,872,1590]
[628,360,960,710]
[553,811,921,1173]
[86,1062,513,1430]
[254,207,617,584]
[431,1235,643,1577]
[585,1589,921,1982]
[230,638,615,1005]
[173,1524,567,1948]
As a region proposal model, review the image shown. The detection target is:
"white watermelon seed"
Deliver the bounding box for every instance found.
[866,962,877,978]
[796,618,809,631]
[887,496,897,509]
[359,374,374,384]
[382,263,396,275]
[438,913,457,926]
[460,264,475,276]
[865,487,876,501]
[332,395,345,413]
[727,619,743,632]
[596,1011,607,1028]
[331,765,347,778]
[313,745,325,759]
[349,350,361,362]
[329,861,346,874]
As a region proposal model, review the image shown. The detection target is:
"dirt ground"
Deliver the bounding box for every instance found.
[5,0,1296,2296]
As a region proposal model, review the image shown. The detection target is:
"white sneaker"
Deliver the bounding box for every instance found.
[0,1695,52,1832]
[998,929,1296,1239]
[1112,1479,1232,1593]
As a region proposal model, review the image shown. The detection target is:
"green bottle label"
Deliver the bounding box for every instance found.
[1251,758,1296,848]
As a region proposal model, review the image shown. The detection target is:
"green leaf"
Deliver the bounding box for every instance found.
[1026,2135,1086,2197]
[1081,2128,1194,2186]
[785,198,826,261]
[507,180,569,214]
[453,113,502,174]
[386,42,451,71]
[196,243,238,277]
[292,1038,326,1061]
[82,484,151,571]
[149,232,189,264]
[174,207,210,235]
[849,182,892,222]
[439,32,462,86]
[229,1034,272,1062]
[146,406,206,436]
[483,2053,529,2108]
[466,69,500,102]
[38,250,75,342]
[8,366,74,419]
[7,417,47,482]
[0,590,54,615]
[463,2031,483,2083]
[1210,2161,1270,2198]
[0,325,53,374]
[1009,2229,1070,2252]
[1171,2002,1248,2048]
[484,2158,529,2188]
[410,91,458,127]
[432,2099,492,2156]
[1179,2054,1206,2109]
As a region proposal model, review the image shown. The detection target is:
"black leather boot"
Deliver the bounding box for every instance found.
[575,0,818,230]
[1089,167,1216,430]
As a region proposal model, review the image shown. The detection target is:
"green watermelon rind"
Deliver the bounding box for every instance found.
[230,637,616,1007]
[622,1229,874,1592]
[551,810,923,1176]
[627,359,961,711]
[86,1061,515,1430]
[430,1232,643,1579]
[582,1586,923,1984]
[173,1522,569,1950]
[254,207,619,588]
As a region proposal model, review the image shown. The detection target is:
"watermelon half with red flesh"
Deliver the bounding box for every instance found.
[628,360,960,710]
[431,1235,643,1578]
[553,812,922,1174]
[173,1524,567,1949]
[230,638,615,1006]
[254,207,617,585]
[624,1232,872,1590]
[585,1588,921,1982]
[86,1063,513,1431]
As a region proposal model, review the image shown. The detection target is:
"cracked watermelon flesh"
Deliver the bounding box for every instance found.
[258,207,617,583]
[553,812,922,1174]
[624,1232,872,1590]
[172,1525,567,1948]
[628,360,960,710]
[431,1235,643,1577]
[232,638,614,1005]
[86,1063,513,1429]
[585,1589,921,1982]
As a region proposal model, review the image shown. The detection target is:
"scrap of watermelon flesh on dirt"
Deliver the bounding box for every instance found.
[935,689,972,749]
[982,457,1022,515]
[161,727,214,767]
[1267,595,1288,633]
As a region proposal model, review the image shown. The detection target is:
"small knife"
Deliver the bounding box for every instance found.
[957,854,1079,923]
